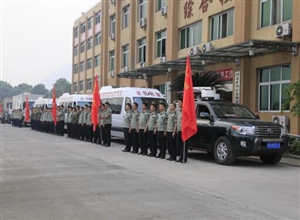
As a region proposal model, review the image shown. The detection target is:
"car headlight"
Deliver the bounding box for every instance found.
[231,125,255,135]
[280,127,288,136]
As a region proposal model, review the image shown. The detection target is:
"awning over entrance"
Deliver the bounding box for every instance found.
[117,39,299,79]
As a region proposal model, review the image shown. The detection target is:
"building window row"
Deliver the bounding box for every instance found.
[259,64,290,111]
[123,5,130,29]
[86,78,92,90]
[122,44,129,67]
[73,82,78,92]
[110,14,116,35]
[180,21,202,50]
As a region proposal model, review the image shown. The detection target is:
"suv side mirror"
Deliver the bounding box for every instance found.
[256,114,260,119]
[200,112,210,120]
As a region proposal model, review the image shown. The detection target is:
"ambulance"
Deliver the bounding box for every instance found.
[57,93,93,108]
[34,97,54,109]
[100,86,167,139]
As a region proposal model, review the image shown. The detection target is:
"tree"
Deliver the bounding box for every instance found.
[50,78,71,97]
[170,71,226,91]
[282,80,300,117]
[31,84,49,96]
[0,81,14,102]
[12,83,33,95]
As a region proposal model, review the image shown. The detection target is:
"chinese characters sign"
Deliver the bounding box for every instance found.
[234,71,241,104]
[216,68,233,81]
[184,0,194,19]
[199,0,232,13]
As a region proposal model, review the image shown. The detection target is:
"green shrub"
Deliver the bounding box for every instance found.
[288,139,300,156]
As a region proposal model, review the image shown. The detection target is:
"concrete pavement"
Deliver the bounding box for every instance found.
[1,124,300,220]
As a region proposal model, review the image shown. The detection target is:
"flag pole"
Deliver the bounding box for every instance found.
[183,142,186,164]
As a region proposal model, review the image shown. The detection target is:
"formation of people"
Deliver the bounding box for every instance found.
[122,100,187,163]
[28,99,188,163]
[30,102,113,147]
[10,109,24,127]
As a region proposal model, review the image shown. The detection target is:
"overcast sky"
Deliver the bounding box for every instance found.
[1,0,99,89]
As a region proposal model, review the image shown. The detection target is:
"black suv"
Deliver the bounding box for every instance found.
[188,100,289,165]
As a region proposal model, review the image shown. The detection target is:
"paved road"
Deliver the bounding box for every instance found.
[1,124,300,220]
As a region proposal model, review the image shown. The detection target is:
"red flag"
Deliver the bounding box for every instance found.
[25,96,30,122]
[52,87,57,126]
[182,55,197,142]
[0,102,3,114]
[92,76,101,131]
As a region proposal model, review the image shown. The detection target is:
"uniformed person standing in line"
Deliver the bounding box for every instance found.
[45,108,51,133]
[40,109,45,132]
[154,103,167,159]
[56,106,63,136]
[82,105,88,140]
[77,107,84,140]
[66,107,71,137]
[36,108,42,131]
[93,106,101,144]
[49,108,54,134]
[71,107,77,138]
[99,104,106,145]
[175,100,187,163]
[129,102,139,153]
[86,106,92,141]
[101,102,112,147]
[31,108,36,130]
[166,103,177,161]
[74,106,80,139]
[122,103,132,152]
[137,102,149,155]
[145,104,158,157]
[18,109,23,128]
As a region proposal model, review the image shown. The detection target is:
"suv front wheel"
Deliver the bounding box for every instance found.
[214,136,236,165]
[259,154,282,165]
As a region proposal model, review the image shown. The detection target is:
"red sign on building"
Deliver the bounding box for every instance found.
[216,68,233,81]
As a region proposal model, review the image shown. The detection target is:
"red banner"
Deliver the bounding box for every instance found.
[216,68,233,81]
[92,76,101,132]
[25,96,30,122]
[52,87,57,126]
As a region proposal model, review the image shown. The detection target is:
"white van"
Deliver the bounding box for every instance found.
[57,93,93,108]
[100,86,167,139]
[34,97,54,109]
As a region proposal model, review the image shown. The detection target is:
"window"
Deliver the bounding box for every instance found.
[80,61,85,72]
[73,82,78,92]
[156,30,166,58]
[95,11,101,24]
[74,27,79,38]
[74,46,78,56]
[137,38,146,63]
[123,5,130,29]
[86,78,92,90]
[79,80,84,91]
[259,64,290,111]
[157,0,167,11]
[87,17,92,29]
[260,0,293,28]
[87,38,92,50]
[110,14,116,35]
[210,9,234,41]
[94,55,101,67]
[122,44,129,67]
[80,22,85,34]
[180,21,202,49]
[80,42,85,53]
[87,58,92,69]
[95,34,101,45]
[74,64,78,74]
[109,50,115,71]
[102,97,123,114]
[139,0,147,20]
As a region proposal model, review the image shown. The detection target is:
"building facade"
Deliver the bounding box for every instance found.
[72,0,300,134]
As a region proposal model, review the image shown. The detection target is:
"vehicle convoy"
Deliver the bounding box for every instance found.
[187,88,289,165]
[100,86,167,139]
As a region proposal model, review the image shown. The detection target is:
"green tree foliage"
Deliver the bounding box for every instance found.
[282,80,300,117]
[31,84,49,96]
[50,78,71,97]
[13,83,33,95]
[0,81,14,102]
[170,71,225,91]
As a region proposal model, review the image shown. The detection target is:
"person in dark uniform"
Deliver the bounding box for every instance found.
[137,102,149,155]
[77,107,84,140]
[100,102,112,147]
[130,102,139,153]
[122,103,132,152]
[166,103,177,161]
[99,104,106,145]
[154,103,167,159]
[145,104,158,157]
[175,100,187,163]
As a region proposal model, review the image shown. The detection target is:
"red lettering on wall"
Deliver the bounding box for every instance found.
[184,0,194,19]
[199,0,213,13]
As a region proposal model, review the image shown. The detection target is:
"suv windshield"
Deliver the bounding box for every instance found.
[211,103,256,119]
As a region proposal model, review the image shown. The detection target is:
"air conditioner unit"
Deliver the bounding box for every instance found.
[110,70,115,78]
[110,33,115,40]
[110,0,116,5]
[190,46,200,56]
[275,23,292,38]
[161,6,167,16]
[123,66,129,72]
[139,18,147,28]
[202,43,213,52]
[272,116,289,128]
[140,62,146,68]
[160,56,166,63]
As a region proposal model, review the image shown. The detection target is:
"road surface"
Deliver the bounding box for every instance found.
[1,124,300,220]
